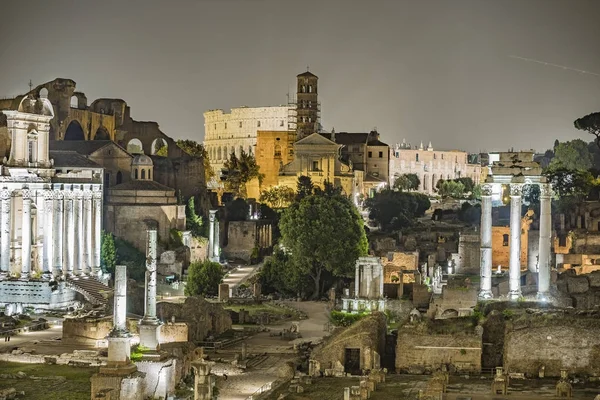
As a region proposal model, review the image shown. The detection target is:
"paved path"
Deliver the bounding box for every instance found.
[222,264,261,288]
[0,325,62,352]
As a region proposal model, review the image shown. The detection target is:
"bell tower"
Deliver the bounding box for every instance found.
[296,70,319,140]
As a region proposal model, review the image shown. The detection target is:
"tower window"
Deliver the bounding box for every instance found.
[503,234,509,246]
[308,100,312,108]
[308,85,313,93]
[368,151,372,158]
[28,140,35,163]
[379,151,383,158]
[239,121,243,128]
[301,85,306,93]
[257,121,261,127]
[141,169,146,179]
[224,123,227,129]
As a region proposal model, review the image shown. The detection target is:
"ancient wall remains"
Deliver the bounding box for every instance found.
[556,270,600,309]
[457,233,480,274]
[491,226,528,269]
[504,312,600,377]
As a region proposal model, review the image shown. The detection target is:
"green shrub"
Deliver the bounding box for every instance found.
[502,309,514,319]
[330,310,367,327]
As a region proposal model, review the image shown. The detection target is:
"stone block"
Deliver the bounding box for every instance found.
[567,276,589,294]
[588,271,600,287]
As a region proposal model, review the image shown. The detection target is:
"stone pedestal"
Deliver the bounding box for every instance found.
[192,361,215,400]
[139,324,160,352]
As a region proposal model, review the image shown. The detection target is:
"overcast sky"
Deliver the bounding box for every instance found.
[1,0,599,153]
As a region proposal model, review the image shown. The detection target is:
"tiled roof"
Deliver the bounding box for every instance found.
[297,71,318,78]
[320,132,369,145]
[49,140,130,156]
[367,139,389,147]
[50,150,102,168]
[109,180,175,192]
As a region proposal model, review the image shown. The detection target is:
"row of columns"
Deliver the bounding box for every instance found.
[0,185,102,278]
[479,182,552,300]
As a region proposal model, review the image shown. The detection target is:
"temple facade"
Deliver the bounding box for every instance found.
[0,96,104,312]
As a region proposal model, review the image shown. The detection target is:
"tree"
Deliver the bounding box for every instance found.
[186,197,207,238]
[549,139,594,171]
[260,186,295,208]
[574,112,600,150]
[455,177,475,193]
[438,180,465,198]
[545,167,594,199]
[184,260,225,297]
[113,237,146,281]
[225,198,249,221]
[393,173,420,191]
[279,192,368,299]
[155,145,168,157]
[364,189,429,232]
[176,139,215,181]
[101,231,116,274]
[259,248,309,296]
[458,203,481,225]
[222,150,263,198]
[296,176,314,200]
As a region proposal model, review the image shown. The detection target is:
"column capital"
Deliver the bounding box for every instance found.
[539,183,553,198]
[92,191,102,200]
[83,190,93,200]
[22,189,32,199]
[53,189,64,200]
[0,188,11,200]
[510,183,524,196]
[44,189,55,200]
[481,183,493,196]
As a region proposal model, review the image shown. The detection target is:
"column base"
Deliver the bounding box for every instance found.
[139,323,161,352]
[478,289,493,300]
[42,272,53,280]
[508,290,522,301]
[20,272,29,280]
[536,291,553,303]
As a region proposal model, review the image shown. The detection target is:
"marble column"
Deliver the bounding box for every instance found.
[208,210,215,260]
[21,189,32,279]
[378,263,384,298]
[92,191,102,275]
[214,218,220,260]
[74,190,83,275]
[42,190,54,276]
[478,184,493,299]
[113,265,128,333]
[508,183,523,300]
[0,188,11,274]
[365,264,372,299]
[65,192,75,276]
[354,263,360,297]
[83,191,93,275]
[139,228,160,351]
[537,183,552,299]
[53,190,64,277]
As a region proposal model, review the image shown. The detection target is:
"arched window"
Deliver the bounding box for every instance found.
[116,171,123,184]
[308,85,312,93]
[149,169,152,180]
[217,147,222,160]
[141,169,146,179]
[135,169,139,179]
[39,88,48,99]
[416,154,419,162]
[70,95,78,108]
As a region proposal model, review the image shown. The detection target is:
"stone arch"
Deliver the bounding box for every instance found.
[440,309,458,318]
[230,146,235,158]
[39,88,48,99]
[217,147,222,160]
[70,95,78,108]
[432,174,437,191]
[127,138,144,154]
[141,169,146,179]
[93,126,110,140]
[151,137,168,156]
[64,120,85,141]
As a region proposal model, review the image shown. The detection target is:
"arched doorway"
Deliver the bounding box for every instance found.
[127,138,144,154]
[116,171,123,185]
[151,138,168,156]
[64,120,85,141]
[94,127,110,140]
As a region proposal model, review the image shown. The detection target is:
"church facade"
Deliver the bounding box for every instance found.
[0,96,104,312]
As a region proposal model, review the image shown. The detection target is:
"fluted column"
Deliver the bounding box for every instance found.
[65,191,75,276]
[478,183,493,299]
[92,190,102,275]
[84,191,93,275]
[208,210,216,260]
[74,190,84,275]
[42,190,54,276]
[0,188,11,274]
[143,229,158,322]
[21,189,32,279]
[508,183,524,300]
[537,183,553,299]
[113,265,128,333]
[53,190,64,277]
[355,262,360,297]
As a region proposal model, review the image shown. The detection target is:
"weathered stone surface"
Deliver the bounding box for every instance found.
[588,271,600,288]
[156,296,232,342]
[566,276,589,294]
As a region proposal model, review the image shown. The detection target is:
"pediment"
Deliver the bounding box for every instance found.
[295,133,338,147]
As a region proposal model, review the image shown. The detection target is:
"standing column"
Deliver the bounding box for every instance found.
[378,263,384,298]
[214,217,220,260]
[21,189,32,279]
[42,190,54,277]
[113,265,128,333]
[65,192,75,276]
[478,184,493,299]
[508,183,524,300]
[74,190,83,275]
[0,188,11,274]
[208,210,216,260]
[365,264,372,299]
[537,183,553,300]
[53,190,64,277]
[84,191,93,275]
[92,190,102,275]
[354,262,360,297]
[139,228,160,351]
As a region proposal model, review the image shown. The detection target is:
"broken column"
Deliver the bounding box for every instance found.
[508,183,523,300]
[192,361,215,400]
[479,183,493,299]
[139,228,161,351]
[218,283,230,302]
[537,182,552,300]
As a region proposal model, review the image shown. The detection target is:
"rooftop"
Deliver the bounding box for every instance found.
[109,179,175,192]
[49,150,102,168]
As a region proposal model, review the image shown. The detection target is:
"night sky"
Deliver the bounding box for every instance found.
[1,0,599,153]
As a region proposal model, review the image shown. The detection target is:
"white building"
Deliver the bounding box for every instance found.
[389,141,481,195]
[0,96,104,313]
[203,106,296,184]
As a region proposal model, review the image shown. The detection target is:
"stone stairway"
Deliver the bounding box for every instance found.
[66,276,112,306]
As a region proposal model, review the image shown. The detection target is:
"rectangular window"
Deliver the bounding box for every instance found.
[239,121,243,128]
[280,120,284,127]
[224,123,227,129]
[257,121,261,127]
[312,161,319,171]
[378,151,383,158]
[503,234,509,246]
[368,151,372,158]
[416,154,419,162]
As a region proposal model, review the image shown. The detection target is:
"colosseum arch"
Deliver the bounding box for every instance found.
[127,138,144,154]
[64,120,86,141]
[151,137,168,156]
[93,126,111,140]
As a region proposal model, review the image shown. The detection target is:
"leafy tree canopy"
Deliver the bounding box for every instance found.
[226,198,249,221]
[184,260,225,297]
[438,180,465,199]
[364,189,430,232]
[393,173,420,191]
[186,197,207,238]
[260,185,295,209]
[574,112,600,149]
[176,139,215,181]
[101,231,116,274]
[223,150,263,198]
[279,190,368,299]
[549,139,594,171]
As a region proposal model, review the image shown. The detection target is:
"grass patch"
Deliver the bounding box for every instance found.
[0,361,97,400]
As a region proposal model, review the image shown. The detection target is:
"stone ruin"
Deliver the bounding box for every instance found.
[555,369,573,398]
[491,367,509,395]
[192,360,216,400]
[342,257,386,313]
